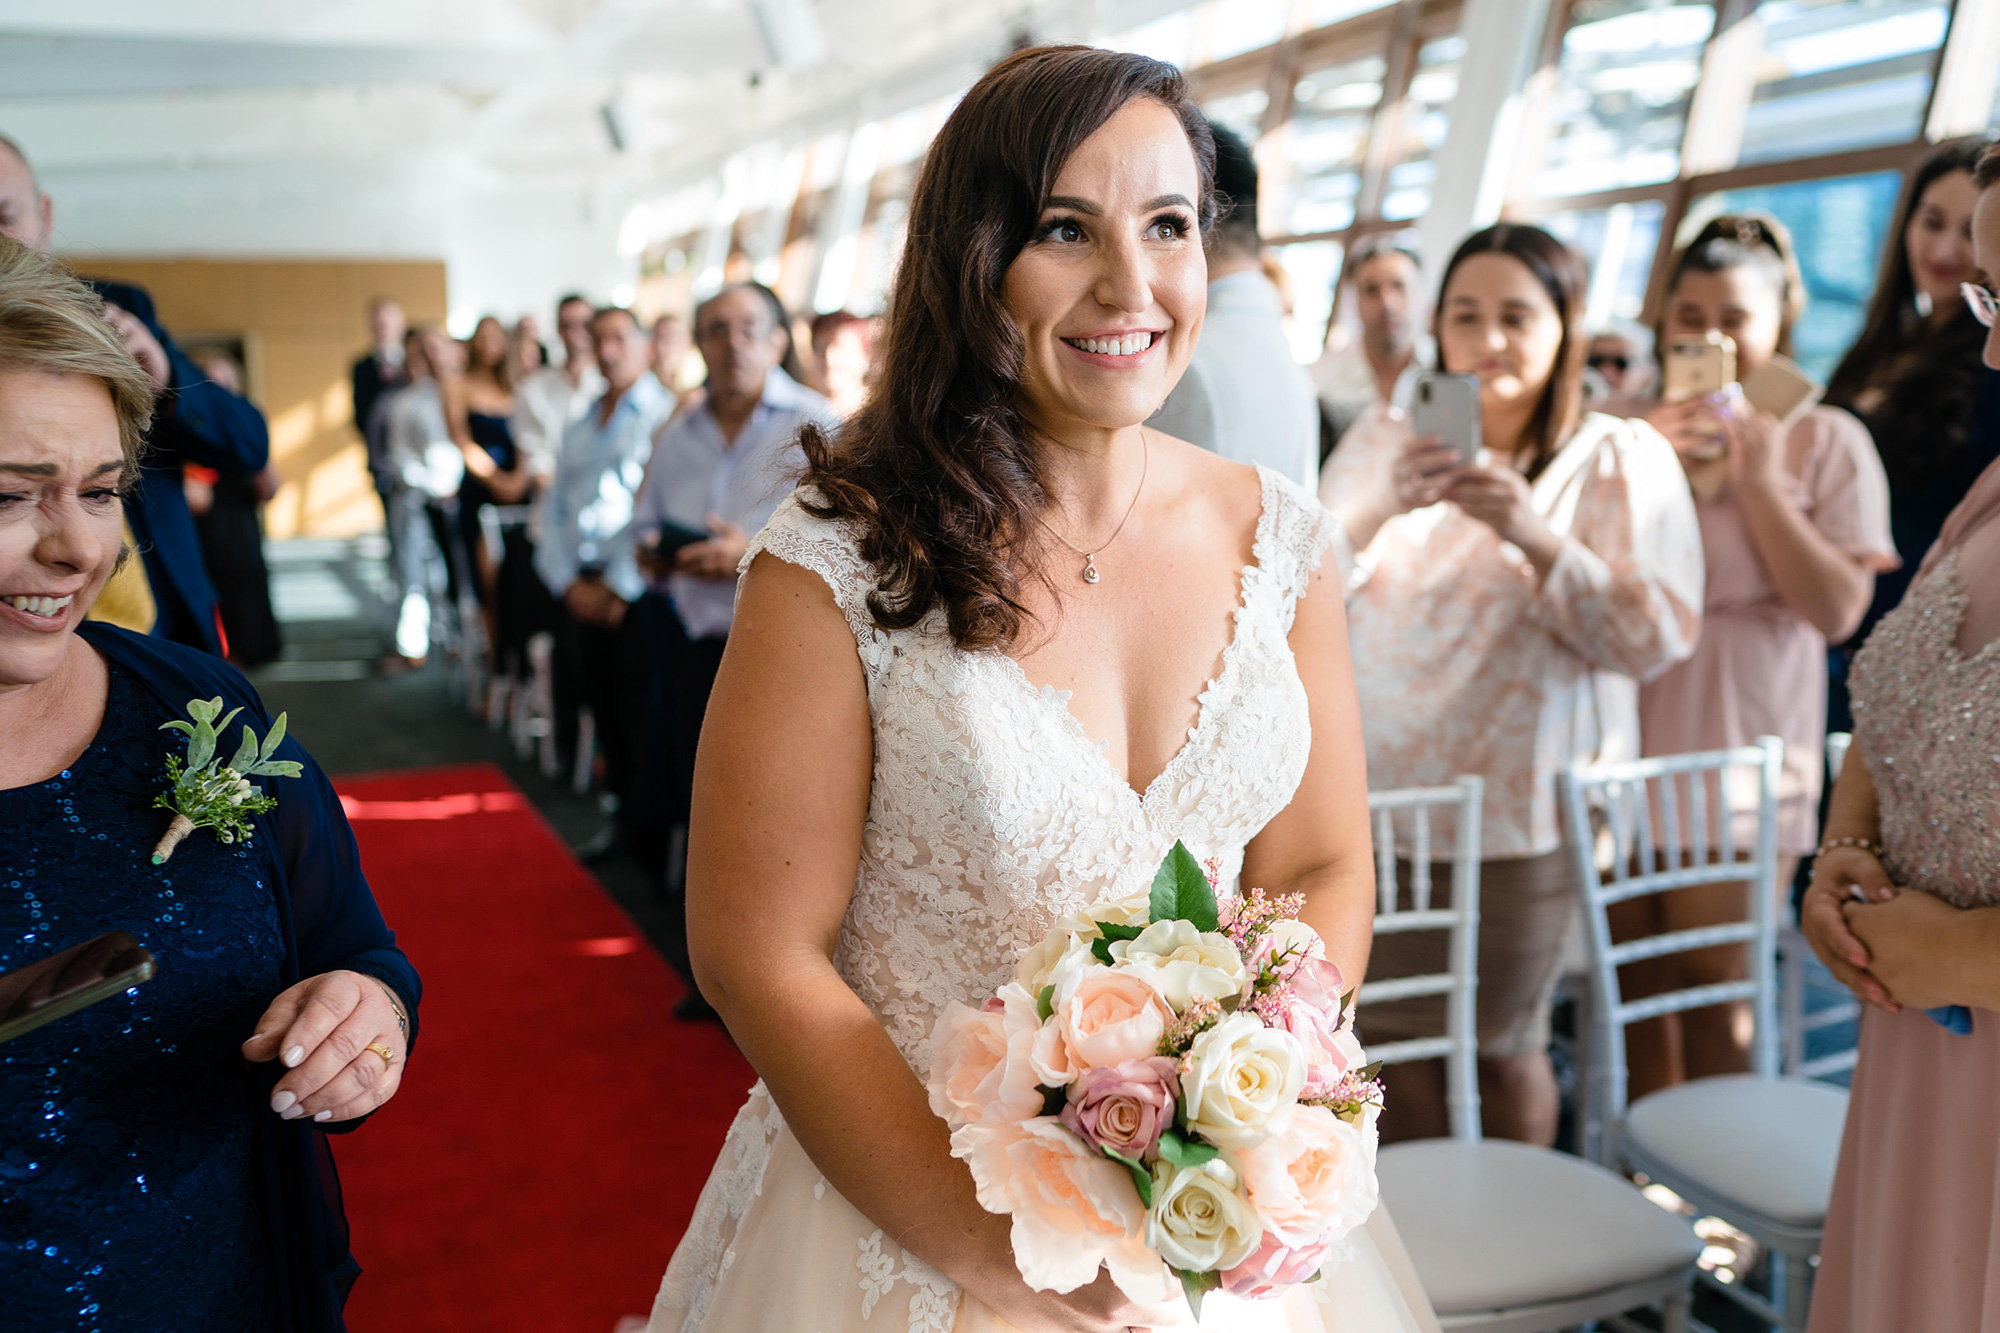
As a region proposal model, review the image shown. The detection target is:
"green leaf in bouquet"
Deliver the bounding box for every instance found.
[1149,841,1218,933]
[1103,1148,1152,1208]
[1177,1267,1221,1320]
[1087,921,1146,966]
[229,724,261,774]
[259,711,288,762]
[1036,984,1056,1021]
[1358,1060,1383,1082]
[1039,1084,1067,1118]
[1155,1127,1218,1171]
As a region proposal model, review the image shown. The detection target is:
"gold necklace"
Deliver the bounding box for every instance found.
[1038,430,1149,585]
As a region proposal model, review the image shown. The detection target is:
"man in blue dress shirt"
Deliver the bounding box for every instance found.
[0,131,270,656]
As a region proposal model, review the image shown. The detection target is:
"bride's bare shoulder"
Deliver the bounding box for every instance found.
[1147,429,1267,542]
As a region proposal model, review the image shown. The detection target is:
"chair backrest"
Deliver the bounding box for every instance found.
[1562,736,1783,1165]
[1356,776,1484,1142]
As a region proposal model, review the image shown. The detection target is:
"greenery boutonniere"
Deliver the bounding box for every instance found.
[152,697,303,865]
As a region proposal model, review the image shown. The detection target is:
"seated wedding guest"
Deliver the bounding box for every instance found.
[1321,222,1702,1146]
[1312,232,1429,453]
[1584,319,1656,403]
[1,130,268,658]
[1802,145,2000,1331]
[629,283,836,900]
[1151,119,1319,490]
[1628,214,1895,1096]
[1824,134,1999,729]
[535,306,673,859]
[379,325,467,666]
[0,235,419,1332]
[806,310,875,417]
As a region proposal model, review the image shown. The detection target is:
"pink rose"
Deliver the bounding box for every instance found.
[1235,1104,1377,1249]
[928,985,1047,1130]
[1059,1057,1179,1159]
[1220,1234,1334,1299]
[1031,965,1174,1085]
[1268,956,1358,1097]
[950,1116,1160,1296]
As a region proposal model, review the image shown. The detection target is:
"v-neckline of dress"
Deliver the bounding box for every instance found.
[1932,550,2000,666]
[995,469,1275,813]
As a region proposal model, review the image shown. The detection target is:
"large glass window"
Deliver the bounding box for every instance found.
[1199,0,1292,63]
[1203,87,1271,146]
[1271,239,1345,363]
[1380,34,1464,222]
[1686,169,1903,380]
[1735,0,1952,166]
[1534,1,1714,197]
[1539,198,1666,326]
[1274,53,1386,235]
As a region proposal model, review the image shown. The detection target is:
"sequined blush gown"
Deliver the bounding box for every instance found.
[1810,529,2000,1330]
[649,470,1440,1332]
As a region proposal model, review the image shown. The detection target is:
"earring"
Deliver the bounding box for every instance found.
[1914,288,1934,319]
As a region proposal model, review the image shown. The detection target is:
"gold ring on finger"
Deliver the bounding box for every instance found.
[365,1041,396,1069]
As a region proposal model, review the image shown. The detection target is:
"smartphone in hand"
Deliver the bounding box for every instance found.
[1413,371,1482,464]
[0,932,156,1046]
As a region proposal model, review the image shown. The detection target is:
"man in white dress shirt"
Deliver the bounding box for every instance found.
[512,293,608,536]
[1148,119,1319,492]
[1311,233,1430,453]
[628,283,839,906]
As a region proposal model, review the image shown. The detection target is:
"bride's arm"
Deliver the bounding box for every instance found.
[685,553,1184,1333]
[1240,554,1377,987]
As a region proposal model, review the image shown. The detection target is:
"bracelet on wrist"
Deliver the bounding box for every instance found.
[1816,835,1883,860]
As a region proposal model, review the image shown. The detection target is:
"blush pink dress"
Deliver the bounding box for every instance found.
[1808,457,2000,1332]
[1638,406,1896,855]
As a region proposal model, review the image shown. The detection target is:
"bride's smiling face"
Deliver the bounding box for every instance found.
[1001,97,1207,439]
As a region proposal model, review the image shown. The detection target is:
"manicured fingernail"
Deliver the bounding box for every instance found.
[283,1046,305,1068]
[1850,951,1867,966]
[280,1104,307,1120]
[271,1091,296,1114]
[313,1110,332,1122]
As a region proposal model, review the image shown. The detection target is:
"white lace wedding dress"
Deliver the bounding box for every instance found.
[649,468,1441,1333]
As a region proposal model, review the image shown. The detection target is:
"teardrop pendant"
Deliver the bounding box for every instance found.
[1082,554,1101,585]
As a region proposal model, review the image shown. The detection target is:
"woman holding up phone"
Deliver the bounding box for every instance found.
[1319,224,1702,1145]
[1625,215,1896,1097]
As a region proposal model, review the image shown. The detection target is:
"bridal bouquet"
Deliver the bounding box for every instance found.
[928,842,1383,1316]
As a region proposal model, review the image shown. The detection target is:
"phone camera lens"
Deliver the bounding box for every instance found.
[1418,382,1431,402]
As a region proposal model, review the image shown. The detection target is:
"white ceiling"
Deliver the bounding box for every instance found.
[0,0,1185,318]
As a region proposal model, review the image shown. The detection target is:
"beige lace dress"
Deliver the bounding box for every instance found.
[647,470,1440,1332]
[1810,479,2000,1331]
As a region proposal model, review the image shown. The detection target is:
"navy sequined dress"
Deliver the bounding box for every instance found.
[2,658,282,1328]
[1,624,421,1333]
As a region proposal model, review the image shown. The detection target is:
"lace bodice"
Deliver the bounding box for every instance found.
[745,467,1334,1076]
[1849,548,2000,909]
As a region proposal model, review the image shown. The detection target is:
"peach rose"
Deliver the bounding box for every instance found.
[950,1116,1159,1295]
[1234,1104,1377,1250]
[1220,1234,1334,1299]
[1032,965,1176,1085]
[928,984,1046,1129]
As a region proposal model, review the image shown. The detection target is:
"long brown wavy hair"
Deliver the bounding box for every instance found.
[798,45,1217,651]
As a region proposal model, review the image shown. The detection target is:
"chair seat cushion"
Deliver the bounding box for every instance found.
[1623,1074,1849,1228]
[1378,1138,1700,1314]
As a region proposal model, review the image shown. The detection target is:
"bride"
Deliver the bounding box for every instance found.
[649,45,1439,1333]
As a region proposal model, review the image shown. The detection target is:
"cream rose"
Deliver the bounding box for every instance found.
[1032,965,1176,1085]
[928,985,1047,1129]
[951,1116,1158,1294]
[1180,1012,1307,1149]
[1144,1156,1262,1273]
[1234,1105,1377,1249]
[1109,920,1247,1011]
[1014,929,1098,996]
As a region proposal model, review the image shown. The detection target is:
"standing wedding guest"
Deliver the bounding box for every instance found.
[378,325,467,667]
[1151,119,1319,491]
[535,306,673,860]
[510,313,546,381]
[1584,319,1656,403]
[0,130,269,658]
[650,312,690,403]
[185,349,282,668]
[351,297,407,482]
[1824,135,1999,729]
[648,46,1437,1332]
[806,310,876,417]
[1312,234,1429,452]
[1322,223,1703,1146]
[0,234,419,1333]
[513,294,606,531]
[1627,214,1895,1096]
[448,316,524,605]
[1801,144,2000,1331]
[627,283,835,906]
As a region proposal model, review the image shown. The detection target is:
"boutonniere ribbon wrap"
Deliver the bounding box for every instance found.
[152,697,303,865]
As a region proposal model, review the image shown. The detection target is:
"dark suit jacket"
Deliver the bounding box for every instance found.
[350,351,403,483]
[81,621,422,1332]
[90,279,271,655]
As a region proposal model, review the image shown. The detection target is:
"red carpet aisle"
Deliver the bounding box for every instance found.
[329,763,755,1331]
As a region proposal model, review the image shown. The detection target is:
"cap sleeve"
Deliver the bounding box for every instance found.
[1254,466,1337,617]
[740,489,894,677]
[1794,406,1899,571]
